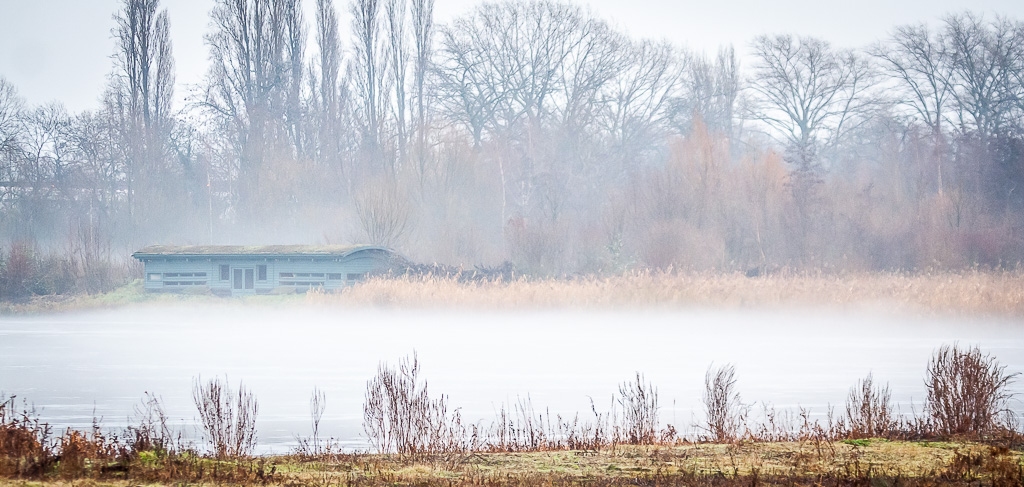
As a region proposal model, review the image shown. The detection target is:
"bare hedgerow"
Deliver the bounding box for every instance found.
[844,373,895,438]
[702,363,745,442]
[191,376,259,458]
[618,373,659,445]
[926,344,1018,437]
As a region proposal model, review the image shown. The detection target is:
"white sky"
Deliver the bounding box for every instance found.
[2,0,1024,113]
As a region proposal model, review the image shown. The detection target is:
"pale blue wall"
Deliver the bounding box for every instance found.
[139,250,394,296]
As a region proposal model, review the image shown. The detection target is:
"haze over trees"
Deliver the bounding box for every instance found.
[2,0,1024,296]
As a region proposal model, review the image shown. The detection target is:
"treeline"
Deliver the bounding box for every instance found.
[1,0,1024,286]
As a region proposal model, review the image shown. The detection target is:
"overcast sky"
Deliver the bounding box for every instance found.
[2,0,1024,113]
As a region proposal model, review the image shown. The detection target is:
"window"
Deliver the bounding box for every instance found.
[278,271,325,288]
[347,273,366,282]
[258,265,267,281]
[148,273,162,281]
[165,272,207,278]
[220,265,230,281]
[327,273,342,280]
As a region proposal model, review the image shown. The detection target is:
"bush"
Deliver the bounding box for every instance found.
[0,395,54,477]
[702,363,745,441]
[126,392,173,455]
[618,373,659,445]
[191,377,259,458]
[845,373,895,437]
[925,344,1018,436]
[363,353,463,455]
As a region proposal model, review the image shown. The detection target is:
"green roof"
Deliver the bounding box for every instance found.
[132,245,393,259]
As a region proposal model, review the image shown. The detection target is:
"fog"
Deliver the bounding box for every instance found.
[3,1,1024,298]
[2,0,1024,458]
[1,305,1021,453]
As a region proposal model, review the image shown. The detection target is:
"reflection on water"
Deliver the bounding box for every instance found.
[1,305,1022,453]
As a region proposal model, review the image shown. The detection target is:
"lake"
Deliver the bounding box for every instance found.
[1,304,1021,453]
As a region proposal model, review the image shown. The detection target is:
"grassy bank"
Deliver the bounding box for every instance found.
[3,269,1024,316]
[0,440,1020,486]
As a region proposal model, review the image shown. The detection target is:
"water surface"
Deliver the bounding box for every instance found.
[1,304,1021,453]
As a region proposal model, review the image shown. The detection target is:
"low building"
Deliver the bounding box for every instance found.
[132,245,401,296]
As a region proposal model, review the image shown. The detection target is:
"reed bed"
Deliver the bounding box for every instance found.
[307,269,1024,316]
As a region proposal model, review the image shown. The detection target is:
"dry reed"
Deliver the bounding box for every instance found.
[702,364,744,442]
[306,269,1024,316]
[845,373,896,438]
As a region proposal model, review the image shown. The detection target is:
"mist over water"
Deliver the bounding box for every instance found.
[1,305,1022,454]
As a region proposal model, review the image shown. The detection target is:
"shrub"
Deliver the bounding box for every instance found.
[0,395,54,477]
[618,373,659,445]
[295,387,328,457]
[192,377,259,458]
[925,344,1017,436]
[126,392,173,455]
[844,373,895,437]
[702,363,745,441]
[363,353,463,455]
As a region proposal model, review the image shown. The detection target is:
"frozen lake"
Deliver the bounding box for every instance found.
[1,304,1022,453]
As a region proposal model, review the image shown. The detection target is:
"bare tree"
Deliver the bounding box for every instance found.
[0,79,24,197]
[113,0,175,236]
[0,78,22,152]
[433,23,501,148]
[677,46,739,136]
[283,0,307,156]
[205,0,291,222]
[872,23,955,193]
[314,0,342,169]
[351,0,390,173]
[410,0,434,179]
[943,13,1024,142]
[434,1,624,229]
[17,103,73,239]
[386,0,409,167]
[748,35,875,174]
[354,176,410,248]
[599,40,682,175]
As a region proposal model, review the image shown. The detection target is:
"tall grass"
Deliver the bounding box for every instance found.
[125,392,173,454]
[618,373,659,445]
[702,363,745,442]
[307,269,1024,315]
[844,373,895,438]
